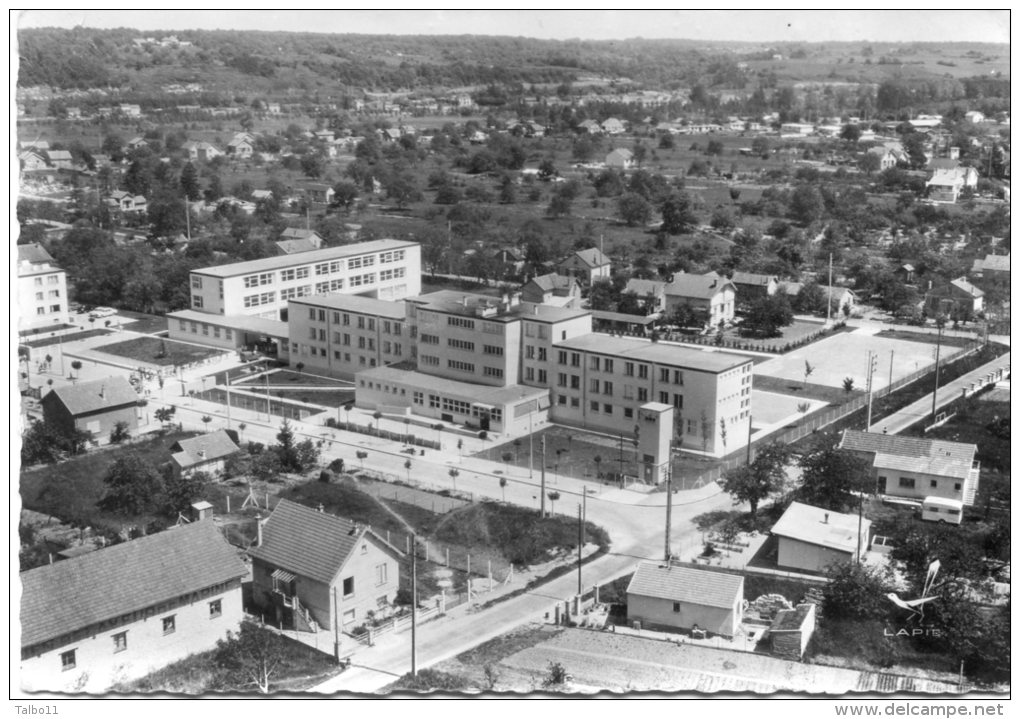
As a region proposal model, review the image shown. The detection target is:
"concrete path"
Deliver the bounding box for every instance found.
[867,352,1010,434]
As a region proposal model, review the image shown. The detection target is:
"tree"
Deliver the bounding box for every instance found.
[660,192,698,235]
[719,442,791,519]
[537,158,558,181]
[330,181,360,214]
[404,459,412,482]
[710,207,735,231]
[180,162,201,201]
[372,410,383,433]
[275,419,299,472]
[793,282,827,314]
[593,455,602,479]
[797,446,872,512]
[155,405,176,431]
[356,450,368,468]
[385,172,422,208]
[788,184,824,226]
[741,294,794,338]
[858,152,882,176]
[201,415,213,432]
[617,192,653,227]
[842,377,855,393]
[542,661,568,688]
[110,421,131,444]
[501,451,513,474]
[802,360,815,390]
[448,468,460,491]
[99,455,165,516]
[215,619,288,694]
[499,476,508,502]
[300,152,326,179]
[823,561,892,620]
[70,360,83,380]
[162,468,208,518]
[751,136,771,159]
[840,124,862,143]
[547,491,560,514]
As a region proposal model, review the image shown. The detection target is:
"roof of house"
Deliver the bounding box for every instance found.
[730,271,778,287]
[249,499,402,585]
[20,521,246,648]
[973,254,1010,273]
[623,278,667,297]
[279,228,321,242]
[563,248,610,269]
[839,429,977,481]
[949,277,985,298]
[607,148,634,160]
[47,150,73,161]
[770,502,870,554]
[274,238,320,255]
[899,264,915,272]
[929,158,960,171]
[527,273,577,293]
[18,243,56,265]
[626,562,743,609]
[664,273,736,300]
[590,310,656,325]
[42,376,138,416]
[495,247,525,262]
[170,430,240,469]
[192,239,415,278]
[556,333,749,372]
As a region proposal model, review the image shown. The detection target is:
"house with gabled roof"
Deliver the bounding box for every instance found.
[182,141,222,162]
[521,273,582,308]
[730,271,778,306]
[838,430,980,506]
[274,228,324,255]
[19,150,48,172]
[771,502,872,573]
[925,277,985,317]
[970,253,1010,280]
[493,247,526,275]
[623,278,667,314]
[601,118,626,135]
[249,499,405,635]
[663,273,736,328]
[226,133,255,159]
[557,247,611,285]
[626,562,744,637]
[41,376,140,443]
[605,147,635,169]
[19,520,247,692]
[169,429,241,479]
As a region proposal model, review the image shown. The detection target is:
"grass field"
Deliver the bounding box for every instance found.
[20,430,200,530]
[234,369,353,388]
[120,315,169,334]
[22,329,112,348]
[753,375,861,405]
[94,336,227,366]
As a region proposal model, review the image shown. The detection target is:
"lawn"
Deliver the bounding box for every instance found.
[903,397,1010,474]
[20,430,200,531]
[753,374,861,405]
[94,336,228,366]
[874,330,976,348]
[22,329,112,348]
[235,368,354,388]
[242,386,356,409]
[120,315,169,334]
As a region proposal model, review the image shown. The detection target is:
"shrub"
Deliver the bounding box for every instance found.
[318,470,333,483]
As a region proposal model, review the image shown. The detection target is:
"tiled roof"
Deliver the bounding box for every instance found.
[950,278,984,298]
[43,376,138,416]
[528,273,575,293]
[626,562,743,609]
[567,248,611,269]
[623,278,666,296]
[839,430,976,462]
[170,430,240,469]
[18,243,55,265]
[664,273,735,300]
[20,521,246,648]
[275,238,319,255]
[977,254,1010,273]
[249,499,403,586]
[770,502,870,554]
[730,271,777,286]
[280,228,321,241]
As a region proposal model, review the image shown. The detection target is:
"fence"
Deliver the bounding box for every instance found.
[194,386,315,422]
[323,418,441,450]
[356,475,472,515]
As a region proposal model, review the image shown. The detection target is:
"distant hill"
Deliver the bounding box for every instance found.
[17,27,1009,94]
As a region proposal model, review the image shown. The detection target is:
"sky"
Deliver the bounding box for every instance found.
[15,9,1011,44]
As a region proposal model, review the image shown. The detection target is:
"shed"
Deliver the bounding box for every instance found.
[40,376,139,442]
[626,562,744,637]
[770,502,871,573]
[768,603,817,659]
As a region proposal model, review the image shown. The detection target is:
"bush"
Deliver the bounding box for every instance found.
[318,470,333,483]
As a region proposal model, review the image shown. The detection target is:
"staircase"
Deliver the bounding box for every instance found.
[291,596,319,633]
[963,465,980,506]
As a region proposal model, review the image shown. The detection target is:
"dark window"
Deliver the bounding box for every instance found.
[672,602,681,613]
[113,632,127,653]
[209,600,222,618]
[61,649,76,671]
[899,477,915,489]
[930,480,938,488]
[343,577,355,597]
[162,615,176,635]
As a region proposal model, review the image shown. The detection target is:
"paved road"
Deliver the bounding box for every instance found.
[867,351,1010,434]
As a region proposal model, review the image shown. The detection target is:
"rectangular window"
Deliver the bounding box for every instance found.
[376,563,388,586]
[571,353,580,368]
[343,577,355,597]
[590,378,600,393]
[420,355,440,366]
[483,367,504,378]
[570,375,580,390]
[191,276,203,289]
[673,394,683,410]
[525,367,535,381]
[448,359,475,373]
[558,395,567,405]
[447,316,476,330]
[162,615,176,635]
[672,602,681,613]
[638,365,648,379]
[590,401,599,412]
[638,388,648,402]
[603,403,612,414]
[343,608,356,625]
[930,480,938,488]
[538,369,547,384]
[557,373,567,387]
[624,407,633,418]
[660,368,670,382]
[604,359,614,373]
[659,391,669,404]
[483,345,504,356]
[538,347,547,362]
[447,338,475,351]
[113,632,128,653]
[61,649,76,671]
[590,356,600,371]
[558,350,568,365]
[673,370,684,385]
[603,381,613,396]
[899,477,915,489]
[525,345,536,360]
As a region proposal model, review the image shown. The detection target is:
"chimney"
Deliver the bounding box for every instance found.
[823,513,829,524]
[317,503,325,513]
[533,305,539,315]
[197,448,206,459]
[462,295,469,307]
[255,513,264,546]
[99,385,106,399]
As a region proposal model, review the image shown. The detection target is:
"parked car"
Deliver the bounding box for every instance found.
[89,307,116,319]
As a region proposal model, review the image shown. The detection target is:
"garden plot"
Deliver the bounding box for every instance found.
[754,330,964,392]
[750,390,828,434]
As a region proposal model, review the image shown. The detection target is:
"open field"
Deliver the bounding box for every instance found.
[754,330,965,392]
[94,336,228,366]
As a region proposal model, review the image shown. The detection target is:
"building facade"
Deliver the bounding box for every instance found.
[41,376,140,442]
[20,521,246,693]
[626,563,744,638]
[17,243,68,331]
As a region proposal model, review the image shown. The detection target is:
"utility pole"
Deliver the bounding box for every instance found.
[856,483,864,564]
[745,414,753,465]
[528,410,534,479]
[577,503,583,596]
[410,534,417,677]
[224,367,232,429]
[826,253,833,326]
[664,444,673,562]
[888,350,895,394]
[540,435,546,518]
[931,320,944,422]
[333,586,341,662]
[184,197,191,242]
[865,350,878,431]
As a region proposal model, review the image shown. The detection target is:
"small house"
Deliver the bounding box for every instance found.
[41,376,140,443]
[521,273,582,308]
[304,183,335,205]
[601,118,626,135]
[493,247,526,275]
[557,248,611,285]
[275,228,324,255]
[970,253,1010,280]
[47,150,74,170]
[622,278,667,314]
[605,148,635,170]
[249,499,405,635]
[626,562,744,638]
[226,135,254,159]
[169,429,241,479]
[730,272,778,305]
[663,273,736,328]
[770,502,871,574]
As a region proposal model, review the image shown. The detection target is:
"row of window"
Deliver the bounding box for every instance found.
[349,273,376,287]
[448,338,474,351]
[379,267,406,282]
[524,346,548,361]
[281,267,310,282]
[243,291,276,308]
[60,601,223,671]
[314,260,345,276]
[378,249,406,264]
[448,359,474,373]
[891,476,963,491]
[32,275,61,286]
[178,319,234,340]
[33,290,60,300]
[34,305,63,315]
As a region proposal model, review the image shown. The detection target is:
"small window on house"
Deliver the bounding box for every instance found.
[209,599,222,618]
[361,544,368,554]
[377,595,389,609]
[162,615,176,635]
[930,480,938,488]
[376,563,388,586]
[954,483,962,491]
[60,649,76,671]
[343,577,354,597]
[113,632,127,653]
[672,602,681,613]
[899,477,915,489]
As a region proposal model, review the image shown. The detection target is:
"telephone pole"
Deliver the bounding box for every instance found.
[865,350,878,431]
[931,320,945,422]
[540,435,547,518]
[410,534,418,677]
[577,503,583,595]
[664,445,673,562]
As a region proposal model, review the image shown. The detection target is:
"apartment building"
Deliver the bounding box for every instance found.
[286,294,410,380]
[17,243,68,331]
[181,239,420,321]
[550,334,752,456]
